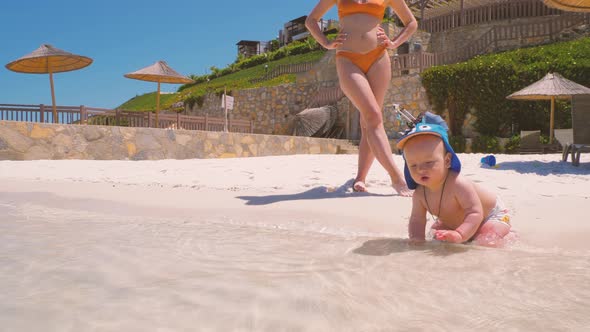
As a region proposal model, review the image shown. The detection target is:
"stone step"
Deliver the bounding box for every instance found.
[337,145,359,154]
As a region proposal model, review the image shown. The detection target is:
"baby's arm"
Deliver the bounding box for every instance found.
[408,190,428,244]
[435,179,484,243]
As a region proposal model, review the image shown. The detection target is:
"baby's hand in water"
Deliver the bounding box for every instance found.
[434,230,463,243]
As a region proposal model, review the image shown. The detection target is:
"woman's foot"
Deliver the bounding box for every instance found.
[392,179,413,197]
[352,180,367,192]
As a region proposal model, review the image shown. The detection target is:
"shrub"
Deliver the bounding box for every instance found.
[236,54,268,70]
[503,134,520,154]
[471,135,500,153]
[449,135,466,153]
[184,95,205,109]
[289,42,311,56]
[269,47,289,61]
[421,37,590,138]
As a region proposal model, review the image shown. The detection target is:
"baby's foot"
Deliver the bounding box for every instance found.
[352,180,367,192]
[393,179,412,197]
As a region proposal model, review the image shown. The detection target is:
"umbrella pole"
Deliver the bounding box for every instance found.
[49,70,57,124]
[156,82,161,128]
[550,96,555,144]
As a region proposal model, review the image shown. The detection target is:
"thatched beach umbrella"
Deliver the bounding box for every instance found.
[507,72,590,143]
[5,44,93,123]
[543,0,590,12]
[124,60,194,128]
[293,105,338,137]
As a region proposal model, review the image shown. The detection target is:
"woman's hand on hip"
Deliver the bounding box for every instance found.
[377,27,398,49]
[324,32,347,50]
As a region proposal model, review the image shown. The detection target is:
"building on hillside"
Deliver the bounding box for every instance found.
[236,40,271,58]
[279,16,339,46]
[236,15,337,58]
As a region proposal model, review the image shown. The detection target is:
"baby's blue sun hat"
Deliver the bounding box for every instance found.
[396,117,461,190]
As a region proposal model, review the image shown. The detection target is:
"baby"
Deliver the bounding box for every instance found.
[396,120,512,247]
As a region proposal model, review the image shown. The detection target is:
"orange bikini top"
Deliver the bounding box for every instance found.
[338,0,387,20]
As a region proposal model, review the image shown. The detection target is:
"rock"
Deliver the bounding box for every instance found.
[83,126,104,141]
[30,124,55,139]
[0,126,34,152]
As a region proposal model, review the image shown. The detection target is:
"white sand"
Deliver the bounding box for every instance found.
[1,153,589,331]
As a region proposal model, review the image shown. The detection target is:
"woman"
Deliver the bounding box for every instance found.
[305,0,416,196]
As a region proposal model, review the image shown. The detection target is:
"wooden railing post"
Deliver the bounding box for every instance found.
[177,112,181,129]
[115,109,121,126]
[228,116,232,132]
[418,50,423,72]
[147,112,152,128]
[250,120,254,133]
[493,27,498,51]
[40,104,45,123]
[80,105,87,124]
[205,114,209,131]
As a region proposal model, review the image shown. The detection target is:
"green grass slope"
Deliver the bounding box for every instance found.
[118,50,326,111]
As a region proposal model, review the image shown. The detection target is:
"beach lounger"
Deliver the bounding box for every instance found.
[570,95,590,166]
[554,128,573,161]
[519,130,544,154]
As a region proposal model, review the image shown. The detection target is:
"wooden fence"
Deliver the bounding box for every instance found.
[420,0,563,33]
[391,51,438,76]
[0,104,254,133]
[250,62,316,83]
[392,12,589,76]
[434,12,589,66]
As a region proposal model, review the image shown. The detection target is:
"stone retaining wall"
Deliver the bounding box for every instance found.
[186,73,430,140]
[0,121,346,161]
[185,81,342,136]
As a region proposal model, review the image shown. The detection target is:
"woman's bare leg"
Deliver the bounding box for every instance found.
[354,54,395,192]
[337,54,411,196]
[353,121,374,192]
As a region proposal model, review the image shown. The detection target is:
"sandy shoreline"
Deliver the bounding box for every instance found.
[1,154,589,245]
[1,154,590,330]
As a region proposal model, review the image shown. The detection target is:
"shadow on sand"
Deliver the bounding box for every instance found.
[492,160,590,176]
[353,238,471,257]
[236,179,394,206]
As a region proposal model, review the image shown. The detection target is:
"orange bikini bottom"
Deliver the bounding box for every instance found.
[336,45,387,74]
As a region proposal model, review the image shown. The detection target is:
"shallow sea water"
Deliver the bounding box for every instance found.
[1,197,589,332]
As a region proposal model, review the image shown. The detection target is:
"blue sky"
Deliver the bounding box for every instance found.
[0,0,337,109]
